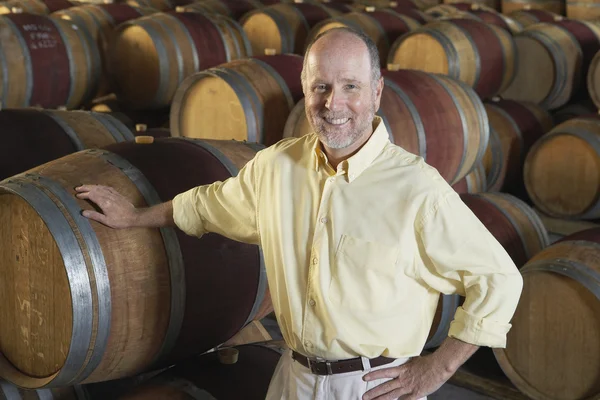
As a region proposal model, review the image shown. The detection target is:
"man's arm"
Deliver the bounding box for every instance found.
[362,337,478,400]
[363,189,522,400]
[75,185,175,229]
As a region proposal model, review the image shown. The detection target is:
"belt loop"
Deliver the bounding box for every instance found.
[360,356,371,371]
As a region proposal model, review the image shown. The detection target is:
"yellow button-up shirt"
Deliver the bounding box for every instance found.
[172,117,523,360]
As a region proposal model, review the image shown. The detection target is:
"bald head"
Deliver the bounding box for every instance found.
[301,27,381,93]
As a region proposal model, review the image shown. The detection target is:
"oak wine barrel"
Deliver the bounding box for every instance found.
[443,0,499,10]
[0,137,272,388]
[0,0,74,15]
[587,50,600,109]
[500,23,583,110]
[170,54,303,146]
[388,18,516,100]
[508,8,560,27]
[118,343,284,400]
[502,0,563,14]
[177,0,263,20]
[89,94,171,130]
[53,4,157,99]
[109,10,251,109]
[0,380,90,399]
[524,115,600,219]
[552,101,598,124]
[305,11,421,64]
[240,2,341,55]
[452,160,487,194]
[283,69,489,185]
[0,12,101,109]
[125,0,175,12]
[567,0,600,20]
[549,19,600,89]
[0,109,134,181]
[384,4,432,24]
[483,98,554,193]
[493,228,600,400]
[461,192,550,267]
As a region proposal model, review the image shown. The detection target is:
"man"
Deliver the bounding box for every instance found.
[76,28,523,400]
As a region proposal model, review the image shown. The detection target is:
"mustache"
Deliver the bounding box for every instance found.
[317,113,352,120]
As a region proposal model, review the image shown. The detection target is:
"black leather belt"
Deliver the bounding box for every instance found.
[292,351,395,375]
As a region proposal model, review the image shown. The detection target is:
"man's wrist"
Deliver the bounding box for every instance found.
[430,337,479,376]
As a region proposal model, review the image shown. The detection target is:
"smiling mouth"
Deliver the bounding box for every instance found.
[323,117,350,126]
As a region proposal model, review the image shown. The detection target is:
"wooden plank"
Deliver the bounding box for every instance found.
[448,368,532,400]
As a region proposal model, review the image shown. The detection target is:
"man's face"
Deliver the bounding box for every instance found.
[303,33,383,150]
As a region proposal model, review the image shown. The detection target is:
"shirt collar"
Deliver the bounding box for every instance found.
[312,116,390,182]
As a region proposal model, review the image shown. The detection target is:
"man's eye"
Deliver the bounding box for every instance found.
[346,84,357,90]
[315,85,326,92]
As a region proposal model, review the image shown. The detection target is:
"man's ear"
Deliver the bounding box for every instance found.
[374,77,384,111]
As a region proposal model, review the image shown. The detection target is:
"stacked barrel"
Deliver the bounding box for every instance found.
[0,0,599,399]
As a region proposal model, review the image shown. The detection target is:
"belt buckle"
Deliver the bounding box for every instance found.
[307,359,333,375]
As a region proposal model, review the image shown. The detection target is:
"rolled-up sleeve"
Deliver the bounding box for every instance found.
[415,191,524,348]
[172,153,261,245]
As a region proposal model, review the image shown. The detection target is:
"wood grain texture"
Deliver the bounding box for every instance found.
[109,11,246,109]
[171,54,303,146]
[524,116,600,219]
[0,109,132,181]
[484,98,553,193]
[389,19,516,99]
[500,23,582,110]
[494,233,600,400]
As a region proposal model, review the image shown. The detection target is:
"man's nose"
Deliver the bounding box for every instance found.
[325,88,343,111]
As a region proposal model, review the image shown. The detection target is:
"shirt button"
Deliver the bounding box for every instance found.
[312,257,318,265]
[309,299,316,306]
[320,217,328,224]
[304,340,312,348]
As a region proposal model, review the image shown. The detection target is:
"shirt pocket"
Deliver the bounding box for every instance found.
[328,235,402,312]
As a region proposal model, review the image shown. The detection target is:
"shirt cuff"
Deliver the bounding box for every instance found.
[448,307,512,348]
[172,189,206,238]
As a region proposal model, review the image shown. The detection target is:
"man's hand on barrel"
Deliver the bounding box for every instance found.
[361,354,451,400]
[75,184,138,229]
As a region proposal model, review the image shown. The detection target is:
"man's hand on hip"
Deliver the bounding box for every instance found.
[361,354,451,400]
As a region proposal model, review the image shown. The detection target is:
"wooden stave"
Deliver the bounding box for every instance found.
[0,138,270,388]
[493,234,600,400]
[0,109,134,181]
[480,126,506,191]
[523,116,600,219]
[170,54,303,146]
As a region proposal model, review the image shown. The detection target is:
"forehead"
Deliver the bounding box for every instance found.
[305,34,372,83]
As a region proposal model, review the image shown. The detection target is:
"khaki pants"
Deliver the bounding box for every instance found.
[266,350,427,400]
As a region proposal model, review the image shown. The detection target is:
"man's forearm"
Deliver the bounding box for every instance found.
[430,337,480,375]
[133,201,175,228]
